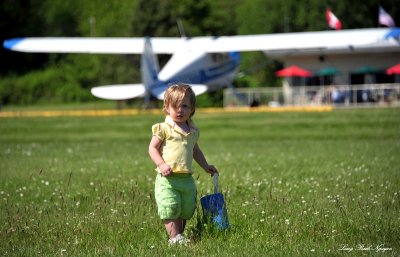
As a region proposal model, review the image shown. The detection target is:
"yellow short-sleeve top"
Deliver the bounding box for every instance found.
[152,116,200,174]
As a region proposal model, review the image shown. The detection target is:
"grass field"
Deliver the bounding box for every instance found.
[0,108,399,256]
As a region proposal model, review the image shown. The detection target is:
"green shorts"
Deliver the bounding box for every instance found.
[154,173,197,220]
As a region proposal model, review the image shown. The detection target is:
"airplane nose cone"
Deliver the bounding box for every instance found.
[228,51,240,62]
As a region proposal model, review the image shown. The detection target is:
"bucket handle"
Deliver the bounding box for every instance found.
[213,174,219,194]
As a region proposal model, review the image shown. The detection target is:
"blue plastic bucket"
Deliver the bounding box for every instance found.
[200,192,230,229]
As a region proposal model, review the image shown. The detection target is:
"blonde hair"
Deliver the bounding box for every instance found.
[163,84,196,117]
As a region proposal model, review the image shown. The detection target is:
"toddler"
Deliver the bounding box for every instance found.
[148,83,218,245]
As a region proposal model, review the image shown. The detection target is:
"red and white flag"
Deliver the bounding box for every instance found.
[326,8,342,30]
[379,6,396,27]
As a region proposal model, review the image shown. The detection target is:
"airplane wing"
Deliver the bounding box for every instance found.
[4,28,399,55]
[187,28,400,54]
[3,37,182,54]
[91,84,145,100]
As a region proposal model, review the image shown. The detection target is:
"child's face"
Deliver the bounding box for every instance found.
[166,94,193,124]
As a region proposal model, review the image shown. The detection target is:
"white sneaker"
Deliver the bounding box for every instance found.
[168,234,190,245]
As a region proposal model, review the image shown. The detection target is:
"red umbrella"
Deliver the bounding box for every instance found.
[386,63,400,75]
[276,65,313,77]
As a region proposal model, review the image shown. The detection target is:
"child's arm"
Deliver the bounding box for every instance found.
[193,143,218,176]
[148,136,172,176]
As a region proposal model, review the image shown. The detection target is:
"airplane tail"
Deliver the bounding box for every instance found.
[91,37,208,102]
[91,38,160,102]
[142,37,209,101]
[141,38,160,102]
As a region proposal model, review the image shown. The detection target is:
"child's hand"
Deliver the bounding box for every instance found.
[158,163,172,176]
[205,165,218,176]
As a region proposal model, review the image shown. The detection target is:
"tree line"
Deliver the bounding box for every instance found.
[0,0,398,106]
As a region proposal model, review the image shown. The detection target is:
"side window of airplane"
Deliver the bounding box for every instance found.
[211,53,229,63]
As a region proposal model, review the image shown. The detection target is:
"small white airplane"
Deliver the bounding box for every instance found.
[3,28,400,104]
